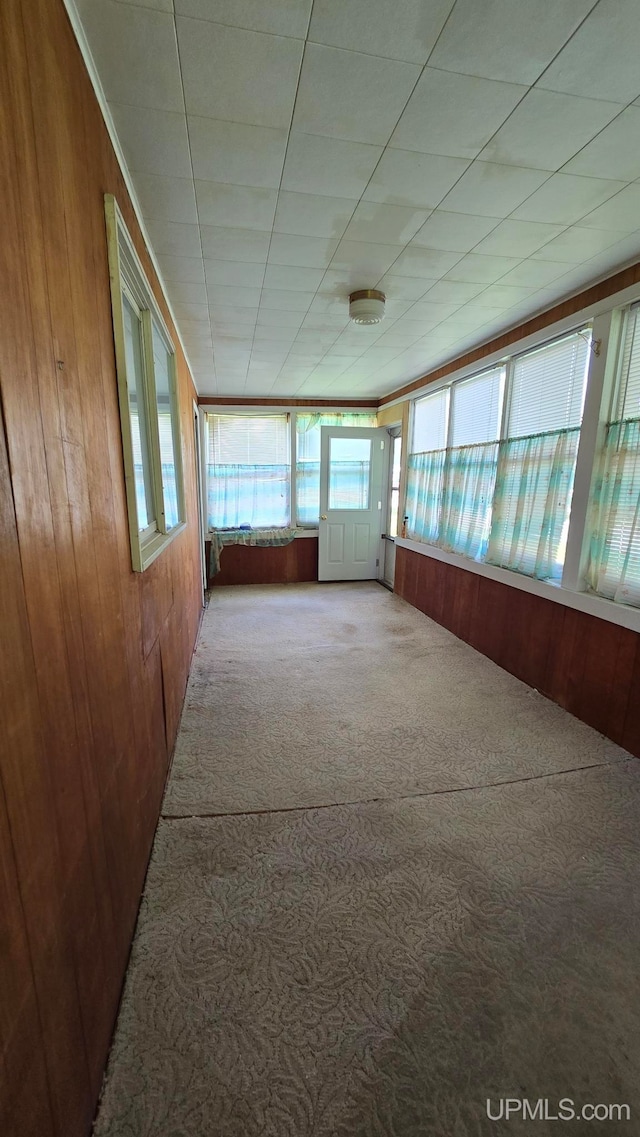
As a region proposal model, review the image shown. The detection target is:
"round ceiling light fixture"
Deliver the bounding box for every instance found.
[349,288,386,325]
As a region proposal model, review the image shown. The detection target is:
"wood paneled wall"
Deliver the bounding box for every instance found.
[208,538,319,586]
[395,547,640,759]
[0,2,203,1135]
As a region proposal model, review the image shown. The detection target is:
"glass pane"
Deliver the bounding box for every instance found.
[152,321,180,530]
[328,436,371,510]
[389,489,400,538]
[392,435,402,489]
[122,296,154,532]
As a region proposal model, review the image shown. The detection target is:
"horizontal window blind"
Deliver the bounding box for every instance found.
[616,305,640,420]
[412,388,448,453]
[207,414,289,465]
[450,367,503,447]
[508,330,590,437]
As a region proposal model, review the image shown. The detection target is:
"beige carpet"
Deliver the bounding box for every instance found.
[94,583,640,1136]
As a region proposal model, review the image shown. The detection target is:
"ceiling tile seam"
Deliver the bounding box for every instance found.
[238,0,318,396]
[61,0,202,393]
[173,12,308,43]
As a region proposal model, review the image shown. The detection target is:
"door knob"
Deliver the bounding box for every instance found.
[321,514,327,520]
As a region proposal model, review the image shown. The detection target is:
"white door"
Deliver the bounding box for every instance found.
[318,426,388,581]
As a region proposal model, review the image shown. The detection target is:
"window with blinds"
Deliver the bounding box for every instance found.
[406,389,449,543]
[487,330,590,581]
[206,414,290,529]
[587,305,640,607]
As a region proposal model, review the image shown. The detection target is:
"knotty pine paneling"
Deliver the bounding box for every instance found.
[0,0,203,1133]
[395,546,640,760]
[208,537,319,587]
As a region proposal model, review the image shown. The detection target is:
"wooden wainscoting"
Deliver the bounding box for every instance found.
[395,546,640,760]
[207,538,319,586]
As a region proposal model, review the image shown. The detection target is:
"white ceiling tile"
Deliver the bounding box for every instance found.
[390,69,527,160]
[473,284,535,307]
[263,264,327,291]
[363,150,470,209]
[174,0,313,38]
[308,0,453,64]
[578,233,640,273]
[537,0,640,104]
[135,173,198,223]
[438,162,549,218]
[195,182,278,229]
[498,260,574,287]
[391,247,462,278]
[117,0,173,10]
[79,2,184,111]
[273,191,357,238]
[200,226,271,261]
[480,89,620,172]
[445,253,521,283]
[209,306,259,325]
[109,104,190,177]
[405,301,462,325]
[376,275,435,300]
[411,211,498,252]
[144,219,202,258]
[282,132,383,198]
[268,234,339,268]
[513,174,625,225]
[330,240,407,284]
[204,260,266,287]
[177,18,303,126]
[256,309,306,328]
[562,107,640,182]
[472,219,565,258]
[157,255,205,284]
[253,326,298,342]
[428,0,595,85]
[172,300,210,321]
[293,44,420,144]
[188,118,288,187]
[421,279,488,303]
[208,284,263,307]
[341,202,429,245]
[260,289,315,312]
[166,279,208,305]
[530,226,631,263]
[580,185,640,231]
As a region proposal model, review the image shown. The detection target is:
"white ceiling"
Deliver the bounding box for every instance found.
[75,0,640,399]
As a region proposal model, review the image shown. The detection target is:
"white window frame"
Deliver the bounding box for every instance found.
[105,195,186,572]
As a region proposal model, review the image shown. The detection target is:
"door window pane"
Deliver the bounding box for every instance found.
[152,321,180,529]
[389,435,402,537]
[122,296,154,532]
[328,437,371,510]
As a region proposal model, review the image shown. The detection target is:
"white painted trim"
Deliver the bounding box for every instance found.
[396,536,640,633]
[61,0,197,390]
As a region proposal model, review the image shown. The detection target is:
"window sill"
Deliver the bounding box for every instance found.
[396,536,640,634]
[138,521,186,572]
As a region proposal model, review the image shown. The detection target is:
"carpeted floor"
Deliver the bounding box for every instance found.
[94,583,640,1136]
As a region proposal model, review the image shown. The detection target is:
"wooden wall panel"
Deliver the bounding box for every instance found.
[208,537,319,587]
[395,547,640,761]
[0,0,203,1133]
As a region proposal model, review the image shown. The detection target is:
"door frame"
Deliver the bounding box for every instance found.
[193,400,207,602]
[318,425,389,581]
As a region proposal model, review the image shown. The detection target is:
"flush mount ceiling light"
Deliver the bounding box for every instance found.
[349,289,386,325]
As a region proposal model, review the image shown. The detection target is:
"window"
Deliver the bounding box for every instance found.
[206,414,290,529]
[328,436,371,510]
[487,330,590,581]
[406,328,590,583]
[105,195,185,571]
[587,305,640,607]
[388,434,402,538]
[295,413,377,525]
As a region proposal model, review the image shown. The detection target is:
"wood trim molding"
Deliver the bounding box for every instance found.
[197,396,378,408]
[379,258,640,406]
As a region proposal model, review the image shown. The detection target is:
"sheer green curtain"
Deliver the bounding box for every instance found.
[206,413,290,529]
[406,449,446,543]
[587,419,640,607]
[440,442,499,560]
[586,304,640,607]
[488,428,580,581]
[295,413,376,524]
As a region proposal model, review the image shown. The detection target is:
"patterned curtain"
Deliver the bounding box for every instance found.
[586,418,640,607]
[207,463,290,529]
[295,413,377,525]
[405,449,446,544]
[487,428,580,582]
[440,442,499,561]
